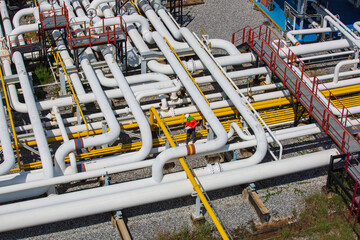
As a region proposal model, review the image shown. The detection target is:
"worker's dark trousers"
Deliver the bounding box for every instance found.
[186,128,196,144]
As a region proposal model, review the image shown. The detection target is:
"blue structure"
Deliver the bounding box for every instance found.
[252,0,360,42]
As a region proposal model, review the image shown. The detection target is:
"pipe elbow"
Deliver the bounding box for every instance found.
[142,31,154,44]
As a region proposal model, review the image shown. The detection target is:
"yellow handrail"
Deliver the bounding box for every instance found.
[163,37,210,106]
[0,66,21,169]
[44,32,91,137]
[149,107,230,240]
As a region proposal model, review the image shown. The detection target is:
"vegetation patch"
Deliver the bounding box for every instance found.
[33,64,53,85]
[155,190,357,239]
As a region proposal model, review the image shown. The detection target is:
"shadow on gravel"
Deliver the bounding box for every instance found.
[0,213,114,239]
[181,11,194,27]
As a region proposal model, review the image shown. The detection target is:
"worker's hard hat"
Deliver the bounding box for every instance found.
[185,114,189,119]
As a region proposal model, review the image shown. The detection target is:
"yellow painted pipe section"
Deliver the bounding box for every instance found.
[150,107,230,240]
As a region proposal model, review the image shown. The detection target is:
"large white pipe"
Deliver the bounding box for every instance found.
[54,55,121,175]
[0,82,15,175]
[76,46,153,171]
[0,149,338,232]
[138,0,188,49]
[286,27,338,45]
[52,106,78,174]
[0,122,326,199]
[151,31,228,183]
[284,39,354,58]
[13,52,54,179]
[323,15,360,49]
[153,1,241,56]
[148,54,255,75]
[179,28,267,172]
[354,21,360,33]
[333,58,360,84]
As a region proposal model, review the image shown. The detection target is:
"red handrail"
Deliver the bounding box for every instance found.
[67,17,127,49]
[233,24,360,152]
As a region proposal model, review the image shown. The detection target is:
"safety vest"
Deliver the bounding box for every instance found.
[186,118,197,129]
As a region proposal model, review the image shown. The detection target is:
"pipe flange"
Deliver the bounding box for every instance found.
[213,162,223,173]
[206,164,214,175]
[87,8,97,19]
[186,59,196,74]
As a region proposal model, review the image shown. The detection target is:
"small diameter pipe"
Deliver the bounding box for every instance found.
[151,31,228,183]
[333,58,360,84]
[52,106,78,174]
[0,149,338,232]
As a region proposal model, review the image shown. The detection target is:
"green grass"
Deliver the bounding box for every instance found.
[33,64,53,85]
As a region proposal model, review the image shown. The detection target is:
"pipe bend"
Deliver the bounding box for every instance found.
[208,39,241,56]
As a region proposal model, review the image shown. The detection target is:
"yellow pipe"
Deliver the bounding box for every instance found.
[150,107,230,240]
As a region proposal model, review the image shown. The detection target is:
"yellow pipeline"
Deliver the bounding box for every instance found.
[0,65,21,168]
[149,107,230,240]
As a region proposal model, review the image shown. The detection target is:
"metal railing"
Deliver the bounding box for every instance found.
[232,24,360,153]
[67,17,127,49]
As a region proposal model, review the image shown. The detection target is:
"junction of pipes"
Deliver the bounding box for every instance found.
[0,0,360,238]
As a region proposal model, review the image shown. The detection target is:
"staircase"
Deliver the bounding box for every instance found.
[232,25,360,153]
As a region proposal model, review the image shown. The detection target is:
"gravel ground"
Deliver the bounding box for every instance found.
[0,0,341,239]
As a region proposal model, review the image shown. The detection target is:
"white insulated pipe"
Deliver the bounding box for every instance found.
[0,122,328,199]
[283,39,354,58]
[148,54,255,75]
[76,46,153,171]
[286,27,338,45]
[0,84,15,175]
[13,52,54,180]
[333,58,360,84]
[323,15,360,49]
[0,149,338,232]
[138,0,188,49]
[354,21,360,34]
[179,28,267,172]
[54,55,121,175]
[151,31,228,183]
[52,106,78,174]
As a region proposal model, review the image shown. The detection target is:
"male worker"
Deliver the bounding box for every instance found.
[185,114,197,144]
